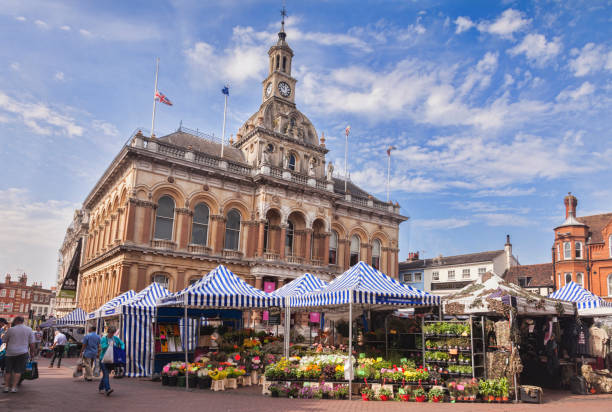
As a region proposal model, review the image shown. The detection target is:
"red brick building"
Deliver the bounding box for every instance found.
[552,193,612,301]
[505,263,554,296]
[0,273,52,322]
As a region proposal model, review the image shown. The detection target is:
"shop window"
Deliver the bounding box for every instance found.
[575,241,582,259]
[224,209,241,250]
[371,239,381,270]
[329,230,338,265]
[349,235,360,266]
[154,195,175,240]
[432,271,439,281]
[191,203,210,246]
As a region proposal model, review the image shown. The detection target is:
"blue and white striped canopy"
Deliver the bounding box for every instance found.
[159,265,283,308]
[271,273,328,299]
[549,281,612,310]
[88,290,136,319]
[56,307,87,326]
[290,261,440,308]
[124,282,170,309]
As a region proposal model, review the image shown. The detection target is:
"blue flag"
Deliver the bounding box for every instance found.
[222,86,229,96]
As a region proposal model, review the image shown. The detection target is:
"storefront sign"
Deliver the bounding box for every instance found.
[309,312,320,323]
[264,281,276,293]
[375,296,421,305]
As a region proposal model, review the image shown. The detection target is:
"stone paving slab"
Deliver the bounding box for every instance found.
[1,358,611,412]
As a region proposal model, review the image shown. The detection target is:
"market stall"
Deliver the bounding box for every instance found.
[286,261,441,399]
[550,281,612,317]
[157,264,283,389]
[87,289,136,333]
[443,272,577,401]
[56,307,87,326]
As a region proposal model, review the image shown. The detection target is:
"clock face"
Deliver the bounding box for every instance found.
[278,81,291,97]
[265,82,272,97]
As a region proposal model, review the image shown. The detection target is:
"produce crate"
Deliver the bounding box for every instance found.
[519,385,542,403]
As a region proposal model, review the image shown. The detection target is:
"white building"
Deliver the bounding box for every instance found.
[399,235,519,296]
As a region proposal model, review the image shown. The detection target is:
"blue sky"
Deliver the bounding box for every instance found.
[1,0,611,287]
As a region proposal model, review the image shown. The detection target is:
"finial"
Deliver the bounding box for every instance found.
[280,0,287,33]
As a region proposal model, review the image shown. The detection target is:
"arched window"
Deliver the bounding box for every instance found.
[154,195,175,240]
[575,241,583,259]
[372,239,381,270]
[191,203,210,246]
[275,55,279,70]
[285,221,294,255]
[288,154,296,171]
[576,272,583,286]
[263,220,270,251]
[563,242,571,260]
[350,235,360,266]
[282,56,287,71]
[224,209,241,250]
[153,273,169,290]
[329,231,338,265]
[188,276,201,286]
[565,273,572,284]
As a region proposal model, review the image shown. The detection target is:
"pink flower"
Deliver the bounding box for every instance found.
[457,385,465,391]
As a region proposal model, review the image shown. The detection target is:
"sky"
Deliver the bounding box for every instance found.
[0,0,611,288]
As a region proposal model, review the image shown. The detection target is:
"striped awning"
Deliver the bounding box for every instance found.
[549,281,612,310]
[290,261,440,308]
[88,290,136,319]
[159,264,283,308]
[271,273,328,299]
[56,307,87,326]
[124,282,170,310]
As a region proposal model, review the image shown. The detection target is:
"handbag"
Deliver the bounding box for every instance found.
[73,358,84,378]
[113,343,126,365]
[24,361,39,380]
[101,337,115,364]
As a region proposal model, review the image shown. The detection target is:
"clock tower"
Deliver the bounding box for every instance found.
[262,15,296,104]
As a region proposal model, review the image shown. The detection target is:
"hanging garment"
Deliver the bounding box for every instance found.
[589,327,609,358]
[577,324,589,355]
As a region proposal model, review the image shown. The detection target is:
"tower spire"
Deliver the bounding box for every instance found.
[280,1,287,33]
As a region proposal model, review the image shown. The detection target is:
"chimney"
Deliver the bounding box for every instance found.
[504,235,512,270]
[564,192,577,219]
[406,252,420,262]
[4,274,10,284]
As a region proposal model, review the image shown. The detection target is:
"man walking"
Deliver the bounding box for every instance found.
[2,316,35,393]
[80,326,100,382]
[49,330,67,368]
[32,327,43,358]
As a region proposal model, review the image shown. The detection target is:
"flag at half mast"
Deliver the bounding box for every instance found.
[155,90,173,106]
[387,146,397,156]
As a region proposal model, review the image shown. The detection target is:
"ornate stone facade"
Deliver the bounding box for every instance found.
[72,27,407,313]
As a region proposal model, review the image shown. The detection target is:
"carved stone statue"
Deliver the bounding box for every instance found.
[327,162,334,181]
[262,147,271,165]
[283,152,289,169]
[308,158,316,176]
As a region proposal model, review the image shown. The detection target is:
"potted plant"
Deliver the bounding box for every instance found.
[397,386,411,401]
[378,387,392,401]
[161,364,171,386]
[287,383,301,398]
[499,377,510,402]
[197,368,211,389]
[299,386,315,399]
[429,387,444,403]
[320,385,332,399]
[413,386,427,402]
[361,387,374,401]
[269,384,281,398]
[333,385,348,400]
[167,370,179,386]
[447,381,457,402]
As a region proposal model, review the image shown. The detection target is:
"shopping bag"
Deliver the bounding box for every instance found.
[113,345,126,365]
[24,361,39,380]
[102,338,115,364]
[73,359,84,378]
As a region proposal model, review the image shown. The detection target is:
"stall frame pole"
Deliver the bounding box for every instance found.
[348,289,353,401]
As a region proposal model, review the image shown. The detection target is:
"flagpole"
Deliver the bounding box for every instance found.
[151,58,159,137]
[344,127,349,193]
[221,89,227,158]
[386,151,391,202]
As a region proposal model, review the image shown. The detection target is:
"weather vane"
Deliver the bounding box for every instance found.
[280,0,287,31]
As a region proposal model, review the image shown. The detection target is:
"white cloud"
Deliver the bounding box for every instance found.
[93,120,120,137]
[456,9,530,38]
[79,28,92,37]
[34,19,48,29]
[569,43,612,76]
[0,188,76,288]
[411,218,471,230]
[60,25,71,31]
[474,187,536,197]
[15,16,26,21]
[454,16,474,34]
[508,33,562,65]
[0,90,84,137]
[479,9,530,38]
[459,52,498,96]
[556,82,595,101]
[10,62,20,71]
[54,71,65,81]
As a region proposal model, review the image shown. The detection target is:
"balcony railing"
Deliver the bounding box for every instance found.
[270,166,283,178]
[222,249,244,259]
[263,251,280,261]
[286,255,304,264]
[290,172,308,185]
[188,244,212,255]
[310,258,324,267]
[151,239,177,250]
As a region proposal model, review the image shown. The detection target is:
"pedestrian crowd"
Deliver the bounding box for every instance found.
[0,317,124,396]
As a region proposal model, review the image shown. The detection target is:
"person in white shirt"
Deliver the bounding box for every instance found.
[49,331,67,368]
[2,317,35,393]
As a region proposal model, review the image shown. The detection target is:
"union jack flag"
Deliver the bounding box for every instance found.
[345,125,351,137]
[155,90,173,106]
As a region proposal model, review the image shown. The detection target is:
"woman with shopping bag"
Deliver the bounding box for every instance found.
[98,326,124,396]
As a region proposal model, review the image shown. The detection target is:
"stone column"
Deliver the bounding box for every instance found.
[365,243,372,266]
[304,229,313,263]
[175,208,192,250]
[116,207,125,242]
[255,276,263,290]
[111,213,120,244]
[323,233,331,265]
[176,270,186,291]
[140,201,155,245]
[279,225,287,259]
[257,221,265,257]
[119,264,131,292]
[136,266,147,291]
[210,215,225,254]
[344,238,351,269]
[124,199,138,243]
